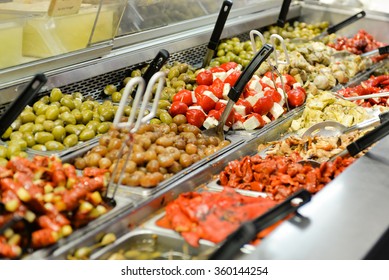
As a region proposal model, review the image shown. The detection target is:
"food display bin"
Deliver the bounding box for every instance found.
[1,0,389,261]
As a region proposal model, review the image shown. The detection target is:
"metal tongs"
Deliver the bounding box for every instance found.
[103,71,166,206]
[209,189,312,260]
[250,30,291,112]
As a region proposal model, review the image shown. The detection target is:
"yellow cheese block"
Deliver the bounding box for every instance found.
[23,9,114,58]
[0,22,23,68]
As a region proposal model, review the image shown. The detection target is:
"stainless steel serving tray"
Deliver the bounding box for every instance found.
[61,133,245,197]
[91,228,216,260]
[22,192,139,260]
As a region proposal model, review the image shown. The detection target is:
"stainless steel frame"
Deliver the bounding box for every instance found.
[9,1,389,260]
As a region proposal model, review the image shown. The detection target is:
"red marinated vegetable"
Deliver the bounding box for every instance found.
[156,187,277,247]
[0,156,110,258]
[219,154,355,201]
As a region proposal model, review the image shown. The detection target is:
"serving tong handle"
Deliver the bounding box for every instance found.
[209,189,311,260]
[104,72,166,205]
[131,49,169,99]
[0,73,47,137]
[249,31,290,112]
[276,0,292,27]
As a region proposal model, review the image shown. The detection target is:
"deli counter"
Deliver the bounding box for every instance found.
[0,0,389,260]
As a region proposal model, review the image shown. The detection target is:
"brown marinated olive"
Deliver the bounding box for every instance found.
[146,159,160,173]
[185,143,197,155]
[140,172,164,187]
[91,145,108,156]
[172,114,187,125]
[85,152,102,167]
[157,154,174,168]
[179,153,193,168]
[124,160,137,173]
[74,157,86,169]
[107,138,122,151]
[98,157,112,169]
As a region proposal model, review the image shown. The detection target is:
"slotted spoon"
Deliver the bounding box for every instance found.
[202,44,274,140]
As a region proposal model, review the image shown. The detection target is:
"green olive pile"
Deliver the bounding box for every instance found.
[74,115,230,188]
[212,21,330,67]
[1,88,122,153]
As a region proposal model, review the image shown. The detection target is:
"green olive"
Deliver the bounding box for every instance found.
[158,100,171,110]
[44,105,59,121]
[159,111,173,124]
[65,124,81,136]
[31,144,47,151]
[112,92,122,103]
[60,97,75,110]
[2,127,12,139]
[12,139,27,150]
[99,108,114,122]
[71,109,83,123]
[131,69,141,77]
[0,158,7,166]
[33,123,44,133]
[35,131,54,144]
[20,110,36,124]
[82,110,94,124]
[72,92,84,101]
[73,99,82,109]
[43,120,55,132]
[40,95,50,104]
[85,120,99,132]
[150,118,161,124]
[23,132,36,147]
[35,104,48,116]
[54,119,64,127]
[45,140,65,151]
[0,146,7,158]
[168,66,180,80]
[80,100,95,111]
[35,114,46,124]
[19,123,35,133]
[59,106,71,114]
[49,88,63,103]
[63,134,78,147]
[104,84,117,96]
[60,112,77,125]
[76,124,86,132]
[79,129,96,141]
[6,144,21,159]
[123,105,132,116]
[51,126,66,142]
[96,122,111,134]
[9,131,23,141]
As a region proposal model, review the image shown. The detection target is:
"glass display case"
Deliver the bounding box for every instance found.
[0,0,126,68]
